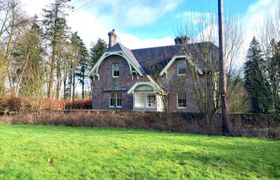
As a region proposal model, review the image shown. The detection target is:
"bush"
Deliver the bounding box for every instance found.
[65,99,92,109]
[1,111,279,139]
[0,97,31,112]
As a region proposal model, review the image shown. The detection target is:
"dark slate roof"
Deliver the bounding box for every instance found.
[107,42,218,75]
[132,45,182,74]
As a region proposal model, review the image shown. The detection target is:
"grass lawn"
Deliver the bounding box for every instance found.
[0,125,279,179]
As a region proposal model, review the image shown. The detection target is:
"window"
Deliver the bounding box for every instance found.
[147,94,156,108]
[116,93,122,107]
[109,92,122,108]
[134,92,156,109]
[135,92,145,108]
[177,93,187,108]
[177,60,186,76]
[112,64,120,78]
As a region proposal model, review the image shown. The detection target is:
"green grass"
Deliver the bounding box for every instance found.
[0,125,279,180]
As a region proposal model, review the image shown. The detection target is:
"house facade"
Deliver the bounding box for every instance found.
[88,30,218,112]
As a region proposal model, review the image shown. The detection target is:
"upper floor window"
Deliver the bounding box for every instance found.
[112,64,120,78]
[177,93,187,108]
[177,60,186,76]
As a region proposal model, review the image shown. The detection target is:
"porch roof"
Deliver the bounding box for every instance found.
[127,82,167,95]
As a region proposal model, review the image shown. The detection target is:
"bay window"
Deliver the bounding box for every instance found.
[134,92,156,109]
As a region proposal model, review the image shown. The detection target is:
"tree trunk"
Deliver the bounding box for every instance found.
[82,66,85,100]
[72,72,75,102]
[47,46,56,99]
[56,58,62,100]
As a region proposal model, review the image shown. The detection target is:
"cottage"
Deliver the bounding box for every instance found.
[88,30,218,112]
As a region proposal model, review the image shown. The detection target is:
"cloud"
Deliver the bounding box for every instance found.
[118,33,174,49]
[89,0,181,27]
[19,0,176,49]
[179,12,215,26]
[20,0,49,16]
[243,0,279,44]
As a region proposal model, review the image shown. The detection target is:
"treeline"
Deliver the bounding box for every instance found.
[0,0,107,100]
[244,37,280,113]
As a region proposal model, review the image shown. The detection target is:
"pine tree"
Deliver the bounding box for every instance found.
[244,37,272,113]
[89,38,107,69]
[72,32,89,100]
[42,0,71,99]
[268,40,280,112]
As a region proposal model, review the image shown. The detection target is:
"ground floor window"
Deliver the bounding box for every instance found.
[147,93,156,108]
[177,93,187,108]
[134,92,156,109]
[109,92,122,108]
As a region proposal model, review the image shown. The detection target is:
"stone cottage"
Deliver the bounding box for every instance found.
[88,30,218,112]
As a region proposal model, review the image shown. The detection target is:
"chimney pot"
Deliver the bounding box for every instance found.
[174,36,190,45]
[108,29,117,48]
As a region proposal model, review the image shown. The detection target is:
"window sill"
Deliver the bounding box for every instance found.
[177,107,187,109]
[109,106,122,108]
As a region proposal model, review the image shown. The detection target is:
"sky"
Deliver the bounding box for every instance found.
[20,0,279,54]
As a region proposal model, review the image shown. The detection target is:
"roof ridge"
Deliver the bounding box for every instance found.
[130,41,214,51]
[131,44,181,51]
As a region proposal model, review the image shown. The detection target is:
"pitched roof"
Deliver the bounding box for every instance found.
[107,42,218,75]
[108,43,144,74]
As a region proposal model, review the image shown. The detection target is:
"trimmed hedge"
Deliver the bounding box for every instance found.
[1,111,279,139]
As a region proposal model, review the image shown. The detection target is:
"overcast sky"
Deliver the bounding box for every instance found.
[19,0,279,54]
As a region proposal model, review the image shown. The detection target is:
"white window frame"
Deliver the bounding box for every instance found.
[112,63,120,78]
[177,93,187,109]
[109,92,122,108]
[147,93,156,108]
[177,60,187,76]
[134,92,156,109]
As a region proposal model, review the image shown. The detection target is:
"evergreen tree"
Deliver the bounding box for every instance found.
[89,38,107,69]
[42,0,71,99]
[244,37,272,113]
[267,40,280,112]
[72,32,89,100]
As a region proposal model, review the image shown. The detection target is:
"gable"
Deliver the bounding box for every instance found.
[88,42,218,77]
[88,49,143,77]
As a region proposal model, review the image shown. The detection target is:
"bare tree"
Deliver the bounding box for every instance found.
[177,12,244,127]
[0,0,28,96]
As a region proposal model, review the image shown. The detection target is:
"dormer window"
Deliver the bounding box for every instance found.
[177,59,186,76]
[112,64,120,78]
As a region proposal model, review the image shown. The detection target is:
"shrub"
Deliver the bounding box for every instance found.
[1,111,279,139]
[0,97,31,112]
[65,99,92,109]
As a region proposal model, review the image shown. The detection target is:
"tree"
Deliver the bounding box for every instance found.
[257,3,279,113]
[177,13,244,130]
[267,40,280,112]
[12,18,45,98]
[244,37,272,113]
[0,0,28,96]
[72,32,89,100]
[89,38,107,69]
[42,0,71,99]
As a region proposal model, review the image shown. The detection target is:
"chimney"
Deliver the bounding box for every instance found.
[174,36,190,45]
[108,29,117,48]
